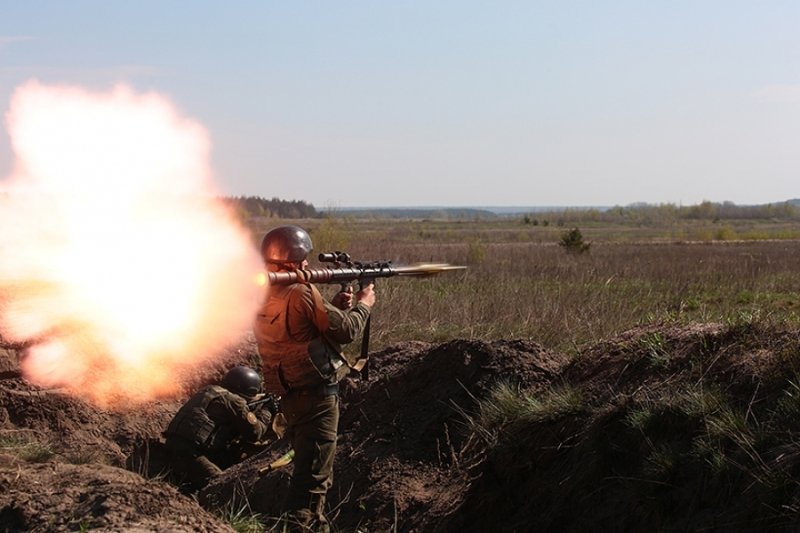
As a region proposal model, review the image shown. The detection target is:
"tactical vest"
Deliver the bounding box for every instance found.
[255,282,347,393]
[165,385,225,452]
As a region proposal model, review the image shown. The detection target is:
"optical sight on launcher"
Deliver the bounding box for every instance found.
[265,251,466,379]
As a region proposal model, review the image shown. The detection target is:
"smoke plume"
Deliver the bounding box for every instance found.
[0,81,263,407]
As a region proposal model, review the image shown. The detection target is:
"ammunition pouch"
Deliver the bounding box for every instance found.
[308,336,349,381]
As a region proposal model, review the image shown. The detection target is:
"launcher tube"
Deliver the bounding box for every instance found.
[265,263,464,286]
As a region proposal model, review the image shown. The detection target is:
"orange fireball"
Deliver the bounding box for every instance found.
[0,81,263,408]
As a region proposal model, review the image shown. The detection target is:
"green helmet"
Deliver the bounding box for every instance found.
[221,366,262,398]
[260,225,313,265]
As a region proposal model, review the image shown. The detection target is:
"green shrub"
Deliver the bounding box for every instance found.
[558,227,591,254]
[715,226,738,241]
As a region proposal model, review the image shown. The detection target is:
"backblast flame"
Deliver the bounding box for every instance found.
[0,81,264,408]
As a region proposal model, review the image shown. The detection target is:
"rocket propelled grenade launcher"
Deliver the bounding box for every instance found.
[265,252,466,381]
[265,251,466,289]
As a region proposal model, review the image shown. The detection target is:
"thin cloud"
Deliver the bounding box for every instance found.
[0,36,35,46]
[0,64,161,79]
[754,84,800,104]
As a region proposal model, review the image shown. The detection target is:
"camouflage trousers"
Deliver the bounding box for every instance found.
[163,437,222,494]
[281,390,339,533]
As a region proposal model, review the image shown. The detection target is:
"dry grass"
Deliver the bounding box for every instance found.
[0,430,56,462]
[256,217,800,353]
[282,214,800,530]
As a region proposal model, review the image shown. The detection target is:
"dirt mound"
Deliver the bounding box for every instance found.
[0,335,262,466]
[343,339,564,459]
[0,455,232,532]
[4,323,800,531]
[449,321,800,532]
[0,379,175,467]
[203,338,567,531]
[0,335,261,533]
[334,338,565,531]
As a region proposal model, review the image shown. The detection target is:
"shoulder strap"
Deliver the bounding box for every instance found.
[307,283,331,332]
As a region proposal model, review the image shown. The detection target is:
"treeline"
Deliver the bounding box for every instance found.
[336,208,498,219]
[221,196,317,219]
[524,201,800,225]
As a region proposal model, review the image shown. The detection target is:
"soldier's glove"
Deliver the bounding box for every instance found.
[254,404,273,426]
[272,412,288,440]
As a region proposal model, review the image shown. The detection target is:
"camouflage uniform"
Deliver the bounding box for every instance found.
[163,385,271,493]
[255,281,370,532]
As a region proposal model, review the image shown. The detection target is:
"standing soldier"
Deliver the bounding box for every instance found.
[163,365,273,493]
[254,225,375,532]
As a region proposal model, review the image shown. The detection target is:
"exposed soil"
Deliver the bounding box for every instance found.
[0,458,233,533]
[3,323,800,532]
[199,338,566,532]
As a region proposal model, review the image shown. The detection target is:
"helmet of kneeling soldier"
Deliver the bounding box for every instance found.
[222,366,262,398]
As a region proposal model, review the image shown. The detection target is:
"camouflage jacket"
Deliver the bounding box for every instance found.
[254,282,370,393]
[164,385,270,454]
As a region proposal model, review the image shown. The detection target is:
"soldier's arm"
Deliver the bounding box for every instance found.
[209,393,271,443]
[289,282,371,344]
[324,300,370,344]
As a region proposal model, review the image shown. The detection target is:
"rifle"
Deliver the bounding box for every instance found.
[265,252,466,380]
[247,393,279,416]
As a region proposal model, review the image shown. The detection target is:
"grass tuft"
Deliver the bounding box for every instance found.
[222,504,266,533]
[0,432,56,463]
[467,380,584,443]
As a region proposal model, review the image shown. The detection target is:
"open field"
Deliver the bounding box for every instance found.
[4,213,800,531]
[248,216,800,353]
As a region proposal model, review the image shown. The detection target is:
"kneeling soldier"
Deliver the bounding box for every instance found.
[164,365,273,493]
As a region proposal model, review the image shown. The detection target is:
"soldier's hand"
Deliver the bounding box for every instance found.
[331,286,354,310]
[356,283,376,308]
[254,405,272,426]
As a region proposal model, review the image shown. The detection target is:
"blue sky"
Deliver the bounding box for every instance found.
[1,1,799,207]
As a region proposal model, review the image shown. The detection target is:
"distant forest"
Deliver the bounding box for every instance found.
[219,196,800,222]
[221,196,317,219]
[537,200,800,225]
